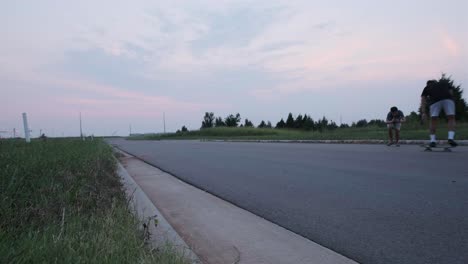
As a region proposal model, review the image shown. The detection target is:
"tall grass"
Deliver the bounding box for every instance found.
[131,122,468,141]
[0,139,188,264]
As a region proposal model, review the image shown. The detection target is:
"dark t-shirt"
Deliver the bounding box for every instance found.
[386,110,404,122]
[421,83,453,105]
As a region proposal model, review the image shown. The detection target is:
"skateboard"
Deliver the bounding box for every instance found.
[420,144,455,152]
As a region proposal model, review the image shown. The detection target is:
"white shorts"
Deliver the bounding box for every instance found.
[430,99,455,117]
[387,123,401,130]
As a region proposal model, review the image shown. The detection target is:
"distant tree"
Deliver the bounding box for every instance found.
[340,123,350,128]
[258,120,267,128]
[225,113,241,127]
[244,119,254,127]
[302,114,309,128]
[303,116,314,131]
[215,117,225,127]
[354,119,368,128]
[294,114,303,129]
[368,119,386,127]
[266,121,273,128]
[406,111,424,126]
[39,133,47,141]
[327,121,338,130]
[405,111,420,123]
[276,118,286,129]
[286,113,295,128]
[181,126,188,132]
[316,116,329,131]
[321,116,329,126]
[201,112,215,129]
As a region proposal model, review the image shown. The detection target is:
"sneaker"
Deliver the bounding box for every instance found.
[387,142,394,146]
[448,139,458,147]
[429,142,437,148]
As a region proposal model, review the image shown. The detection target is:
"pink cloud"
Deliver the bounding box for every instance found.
[1,69,226,121]
[440,32,461,56]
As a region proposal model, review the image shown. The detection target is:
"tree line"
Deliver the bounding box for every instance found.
[179,74,468,133]
[199,111,393,131]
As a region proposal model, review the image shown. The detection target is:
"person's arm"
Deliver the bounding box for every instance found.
[386,113,392,124]
[400,112,406,123]
[420,96,427,120]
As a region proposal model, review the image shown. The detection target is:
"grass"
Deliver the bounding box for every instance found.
[0,139,189,264]
[130,122,468,141]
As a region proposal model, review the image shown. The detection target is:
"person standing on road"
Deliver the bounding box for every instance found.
[386,106,405,146]
[420,80,458,147]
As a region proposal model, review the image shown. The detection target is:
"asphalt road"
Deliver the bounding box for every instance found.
[109,139,468,264]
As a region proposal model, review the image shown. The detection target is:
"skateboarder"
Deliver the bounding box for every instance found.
[386,106,405,146]
[420,80,458,147]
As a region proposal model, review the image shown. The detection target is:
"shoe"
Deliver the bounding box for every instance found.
[395,144,400,147]
[429,142,437,148]
[448,139,458,147]
[387,142,394,146]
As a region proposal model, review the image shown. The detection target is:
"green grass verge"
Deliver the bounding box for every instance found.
[130,122,468,141]
[0,139,189,264]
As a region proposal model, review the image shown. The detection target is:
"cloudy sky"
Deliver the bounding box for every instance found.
[1,0,467,137]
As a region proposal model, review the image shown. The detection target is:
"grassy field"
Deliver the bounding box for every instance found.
[0,139,188,264]
[131,122,468,141]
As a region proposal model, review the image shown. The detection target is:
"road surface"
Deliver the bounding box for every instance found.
[109,139,468,264]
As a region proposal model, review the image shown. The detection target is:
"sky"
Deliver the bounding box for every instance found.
[1,0,467,137]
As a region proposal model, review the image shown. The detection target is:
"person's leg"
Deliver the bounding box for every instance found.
[387,127,394,145]
[447,117,457,146]
[429,102,441,146]
[447,115,456,132]
[430,117,438,134]
[447,115,457,146]
[430,117,438,146]
[395,123,401,145]
[443,99,457,146]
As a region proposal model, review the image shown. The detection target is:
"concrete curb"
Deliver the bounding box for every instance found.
[114,149,202,264]
[200,139,468,145]
[112,146,359,264]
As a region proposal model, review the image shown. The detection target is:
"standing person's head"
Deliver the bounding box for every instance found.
[426,80,437,87]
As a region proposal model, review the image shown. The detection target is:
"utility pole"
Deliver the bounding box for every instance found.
[163,112,166,134]
[13,128,16,138]
[129,124,132,136]
[22,113,31,143]
[79,112,83,140]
